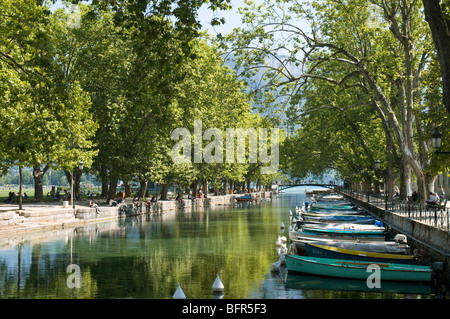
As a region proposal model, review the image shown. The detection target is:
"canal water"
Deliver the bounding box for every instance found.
[0,187,435,299]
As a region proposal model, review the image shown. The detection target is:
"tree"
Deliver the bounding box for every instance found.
[226,0,443,200]
[0,0,98,205]
[422,0,450,115]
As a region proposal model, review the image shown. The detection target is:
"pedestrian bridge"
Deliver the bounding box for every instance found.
[278,183,341,191]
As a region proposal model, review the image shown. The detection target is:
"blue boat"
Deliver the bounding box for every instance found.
[301,222,387,236]
[301,214,376,224]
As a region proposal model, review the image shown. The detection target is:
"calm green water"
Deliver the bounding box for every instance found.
[0,188,435,299]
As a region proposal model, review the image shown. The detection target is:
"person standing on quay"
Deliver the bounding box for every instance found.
[438,185,445,200]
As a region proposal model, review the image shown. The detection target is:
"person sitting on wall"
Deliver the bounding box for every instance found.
[144,198,152,213]
[89,197,100,214]
[427,192,439,206]
[111,197,123,206]
[393,189,400,199]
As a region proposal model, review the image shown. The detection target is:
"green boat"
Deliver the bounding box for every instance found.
[285,274,433,295]
[285,255,433,282]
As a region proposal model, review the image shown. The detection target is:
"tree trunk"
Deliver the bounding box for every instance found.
[74,168,82,201]
[386,165,395,198]
[160,184,169,200]
[108,176,118,201]
[223,179,228,195]
[137,179,147,198]
[422,0,450,114]
[100,168,109,198]
[18,166,23,210]
[33,164,49,202]
[192,180,199,196]
[203,179,209,195]
[124,180,132,197]
[101,179,109,198]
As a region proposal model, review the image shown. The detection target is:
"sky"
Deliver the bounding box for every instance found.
[51,0,306,37]
[51,0,247,36]
[197,0,246,36]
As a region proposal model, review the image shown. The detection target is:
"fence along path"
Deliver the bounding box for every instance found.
[340,189,450,231]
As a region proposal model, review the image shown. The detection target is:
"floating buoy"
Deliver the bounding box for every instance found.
[288,225,293,232]
[280,221,285,229]
[275,235,282,247]
[173,282,186,299]
[289,210,293,216]
[295,206,299,211]
[212,274,224,292]
[280,236,287,243]
[394,234,407,244]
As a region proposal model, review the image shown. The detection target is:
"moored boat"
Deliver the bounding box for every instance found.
[289,230,386,242]
[304,242,417,264]
[300,214,375,224]
[285,255,433,282]
[310,204,356,211]
[300,209,366,217]
[235,196,257,202]
[301,222,387,236]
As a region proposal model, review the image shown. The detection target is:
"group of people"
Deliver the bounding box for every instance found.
[107,193,159,214]
[47,188,70,201]
[427,185,446,206]
[396,186,446,206]
[3,191,27,203]
[176,188,207,204]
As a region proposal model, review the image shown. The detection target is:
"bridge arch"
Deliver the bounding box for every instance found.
[278,183,340,191]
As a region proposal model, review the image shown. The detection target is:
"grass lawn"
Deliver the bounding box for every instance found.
[0,185,102,204]
[0,185,160,204]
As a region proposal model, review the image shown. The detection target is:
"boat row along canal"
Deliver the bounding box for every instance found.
[273,188,446,298]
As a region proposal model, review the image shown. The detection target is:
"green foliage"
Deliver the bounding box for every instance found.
[225,0,447,198]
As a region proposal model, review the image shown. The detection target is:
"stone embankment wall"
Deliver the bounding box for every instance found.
[345,194,450,286]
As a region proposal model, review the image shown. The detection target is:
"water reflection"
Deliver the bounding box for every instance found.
[0,188,438,299]
[0,201,280,299]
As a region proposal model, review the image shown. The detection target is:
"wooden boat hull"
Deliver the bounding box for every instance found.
[301,210,366,216]
[305,243,416,265]
[301,215,375,224]
[235,197,257,202]
[289,230,386,242]
[311,205,356,211]
[301,225,387,236]
[285,255,433,282]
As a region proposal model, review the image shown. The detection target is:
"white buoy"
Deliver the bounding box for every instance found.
[289,210,293,216]
[280,236,287,243]
[288,225,293,232]
[173,282,186,299]
[212,274,224,292]
[275,235,282,247]
[280,221,285,229]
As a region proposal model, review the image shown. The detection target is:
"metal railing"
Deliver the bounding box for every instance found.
[340,189,450,231]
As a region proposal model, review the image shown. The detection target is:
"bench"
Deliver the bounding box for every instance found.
[426,198,447,211]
